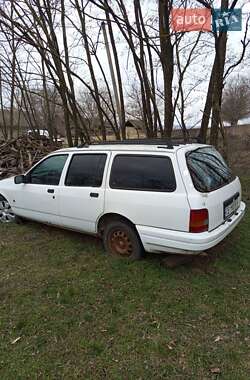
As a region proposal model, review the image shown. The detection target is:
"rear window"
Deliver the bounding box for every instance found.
[186,147,234,192]
[110,155,176,192]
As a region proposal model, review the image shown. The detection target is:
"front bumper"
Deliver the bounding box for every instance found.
[137,201,246,254]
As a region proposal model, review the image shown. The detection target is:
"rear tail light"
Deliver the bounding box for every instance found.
[189,209,209,233]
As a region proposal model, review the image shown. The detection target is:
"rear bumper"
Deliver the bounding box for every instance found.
[137,201,246,255]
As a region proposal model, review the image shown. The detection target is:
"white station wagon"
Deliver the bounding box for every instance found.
[0,140,246,259]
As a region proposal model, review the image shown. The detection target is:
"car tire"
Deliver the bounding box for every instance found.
[103,221,143,260]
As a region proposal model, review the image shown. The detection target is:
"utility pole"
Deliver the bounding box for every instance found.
[101,22,122,132]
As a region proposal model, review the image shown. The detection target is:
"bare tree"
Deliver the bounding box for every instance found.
[222,76,250,127]
[0,0,248,147]
[196,0,249,146]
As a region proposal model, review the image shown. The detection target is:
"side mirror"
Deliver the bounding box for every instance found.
[14,175,28,184]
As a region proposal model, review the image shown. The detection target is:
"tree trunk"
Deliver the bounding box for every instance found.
[210,31,228,146]
[159,0,174,138]
[197,63,215,143]
[105,12,126,139]
[75,4,106,141]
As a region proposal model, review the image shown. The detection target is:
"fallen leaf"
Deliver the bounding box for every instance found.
[11,337,21,344]
[214,336,222,342]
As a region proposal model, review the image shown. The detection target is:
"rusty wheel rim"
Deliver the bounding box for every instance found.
[109,229,133,257]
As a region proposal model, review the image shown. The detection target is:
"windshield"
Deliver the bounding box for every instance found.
[186,147,234,192]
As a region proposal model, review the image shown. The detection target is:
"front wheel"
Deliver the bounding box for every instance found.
[103,221,143,260]
[0,199,16,223]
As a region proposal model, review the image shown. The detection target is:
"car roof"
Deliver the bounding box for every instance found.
[56,143,207,154]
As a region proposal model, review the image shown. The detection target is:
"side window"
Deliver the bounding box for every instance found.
[65,154,107,187]
[29,155,68,185]
[110,155,176,192]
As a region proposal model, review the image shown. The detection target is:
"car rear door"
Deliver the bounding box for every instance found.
[58,152,110,233]
[177,146,242,231]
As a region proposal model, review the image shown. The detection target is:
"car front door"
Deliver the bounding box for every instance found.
[58,152,109,233]
[13,154,69,224]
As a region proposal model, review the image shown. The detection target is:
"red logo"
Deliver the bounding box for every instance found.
[171,8,211,32]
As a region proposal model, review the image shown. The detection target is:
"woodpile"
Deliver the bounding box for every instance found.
[0,136,62,180]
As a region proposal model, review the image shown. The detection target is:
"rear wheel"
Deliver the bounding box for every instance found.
[103,221,143,260]
[0,199,16,223]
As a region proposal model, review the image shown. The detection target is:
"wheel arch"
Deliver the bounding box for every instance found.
[0,193,7,202]
[97,212,136,236]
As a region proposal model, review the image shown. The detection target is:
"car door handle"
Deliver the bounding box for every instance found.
[90,192,99,198]
[47,189,55,194]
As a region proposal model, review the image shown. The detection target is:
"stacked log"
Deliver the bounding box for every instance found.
[0,136,62,180]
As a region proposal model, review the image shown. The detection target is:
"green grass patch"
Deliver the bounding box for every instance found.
[0,177,249,379]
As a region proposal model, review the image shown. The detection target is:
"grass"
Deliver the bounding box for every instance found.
[0,178,249,379]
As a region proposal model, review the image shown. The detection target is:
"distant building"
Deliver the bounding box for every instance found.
[125,119,144,138]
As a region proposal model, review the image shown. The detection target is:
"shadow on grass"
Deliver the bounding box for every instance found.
[19,216,242,275]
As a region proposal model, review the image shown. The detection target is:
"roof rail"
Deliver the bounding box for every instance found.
[77,137,199,149]
[78,139,187,149]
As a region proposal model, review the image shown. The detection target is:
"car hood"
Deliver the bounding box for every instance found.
[0,176,15,187]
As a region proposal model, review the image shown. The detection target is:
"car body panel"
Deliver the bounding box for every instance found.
[137,201,245,254]
[12,183,61,224]
[103,151,191,232]
[58,151,111,233]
